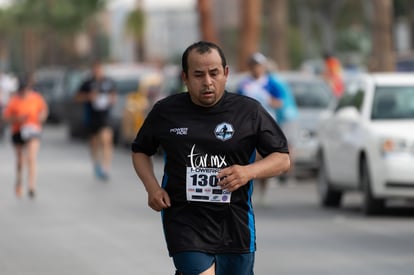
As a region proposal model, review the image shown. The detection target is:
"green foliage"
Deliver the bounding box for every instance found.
[2,0,106,34]
[288,26,305,69]
[335,0,366,29]
[336,27,371,54]
[394,0,408,17]
[126,8,145,38]
[0,9,14,33]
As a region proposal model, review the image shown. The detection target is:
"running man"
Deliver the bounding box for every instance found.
[75,61,117,181]
[131,41,290,274]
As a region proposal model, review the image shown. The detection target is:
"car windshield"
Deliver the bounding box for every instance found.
[115,79,139,95]
[371,86,414,120]
[287,80,332,108]
[34,78,58,96]
[65,71,87,96]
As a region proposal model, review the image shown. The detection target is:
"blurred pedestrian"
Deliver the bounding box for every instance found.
[75,61,117,181]
[0,71,17,139]
[131,41,290,274]
[273,71,299,184]
[322,52,344,98]
[237,52,282,119]
[237,52,284,204]
[2,73,48,198]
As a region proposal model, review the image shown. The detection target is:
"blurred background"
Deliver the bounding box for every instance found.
[0,0,412,74]
[0,0,413,174]
[1,0,413,177]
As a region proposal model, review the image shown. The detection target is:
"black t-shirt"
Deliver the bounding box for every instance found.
[132,91,289,255]
[79,76,116,117]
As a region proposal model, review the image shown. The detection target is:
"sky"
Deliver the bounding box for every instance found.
[107,0,195,10]
[0,0,195,10]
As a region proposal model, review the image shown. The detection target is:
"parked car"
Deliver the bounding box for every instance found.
[225,71,335,178]
[278,72,336,178]
[64,63,162,144]
[33,67,86,123]
[317,73,414,215]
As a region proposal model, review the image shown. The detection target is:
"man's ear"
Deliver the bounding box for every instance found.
[181,71,187,83]
[224,66,229,77]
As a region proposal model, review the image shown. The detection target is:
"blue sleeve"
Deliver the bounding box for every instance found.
[267,75,286,99]
[236,80,247,95]
[236,86,243,95]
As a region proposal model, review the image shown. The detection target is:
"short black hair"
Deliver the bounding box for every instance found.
[181,41,227,75]
[17,72,33,92]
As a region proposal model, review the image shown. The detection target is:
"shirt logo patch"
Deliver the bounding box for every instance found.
[214,122,234,141]
[170,128,188,135]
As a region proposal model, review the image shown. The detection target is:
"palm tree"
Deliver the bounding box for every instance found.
[268,0,289,70]
[238,0,261,71]
[197,0,218,43]
[126,6,146,62]
[370,0,394,71]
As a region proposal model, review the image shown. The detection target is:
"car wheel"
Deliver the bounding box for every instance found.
[68,126,78,139]
[361,159,384,215]
[317,153,342,207]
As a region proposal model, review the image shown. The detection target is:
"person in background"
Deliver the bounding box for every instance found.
[0,71,17,140]
[237,52,284,204]
[131,41,290,274]
[322,52,344,98]
[273,72,299,184]
[237,52,282,119]
[2,73,48,198]
[75,61,117,181]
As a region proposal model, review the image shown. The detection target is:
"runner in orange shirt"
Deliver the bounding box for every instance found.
[2,74,48,199]
[323,52,344,98]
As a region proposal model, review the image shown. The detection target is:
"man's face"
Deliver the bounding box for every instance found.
[182,48,228,107]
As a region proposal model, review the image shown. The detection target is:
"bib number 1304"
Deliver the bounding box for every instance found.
[186,167,231,203]
[189,173,219,187]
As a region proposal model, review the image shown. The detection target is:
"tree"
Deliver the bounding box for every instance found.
[370,0,395,71]
[197,0,218,43]
[0,0,106,71]
[126,5,146,62]
[238,0,261,71]
[268,0,290,70]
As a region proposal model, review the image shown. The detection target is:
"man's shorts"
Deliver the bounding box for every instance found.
[172,251,254,275]
[87,113,112,136]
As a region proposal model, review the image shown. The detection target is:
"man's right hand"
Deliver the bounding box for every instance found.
[147,187,171,212]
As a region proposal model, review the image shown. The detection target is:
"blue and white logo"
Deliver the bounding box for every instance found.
[214,122,234,141]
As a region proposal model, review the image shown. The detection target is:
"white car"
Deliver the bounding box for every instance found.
[317,73,414,215]
[278,73,335,177]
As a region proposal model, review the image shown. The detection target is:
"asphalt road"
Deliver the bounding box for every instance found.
[0,125,413,275]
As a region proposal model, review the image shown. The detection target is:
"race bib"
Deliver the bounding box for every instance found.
[186,167,231,203]
[92,94,110,110]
